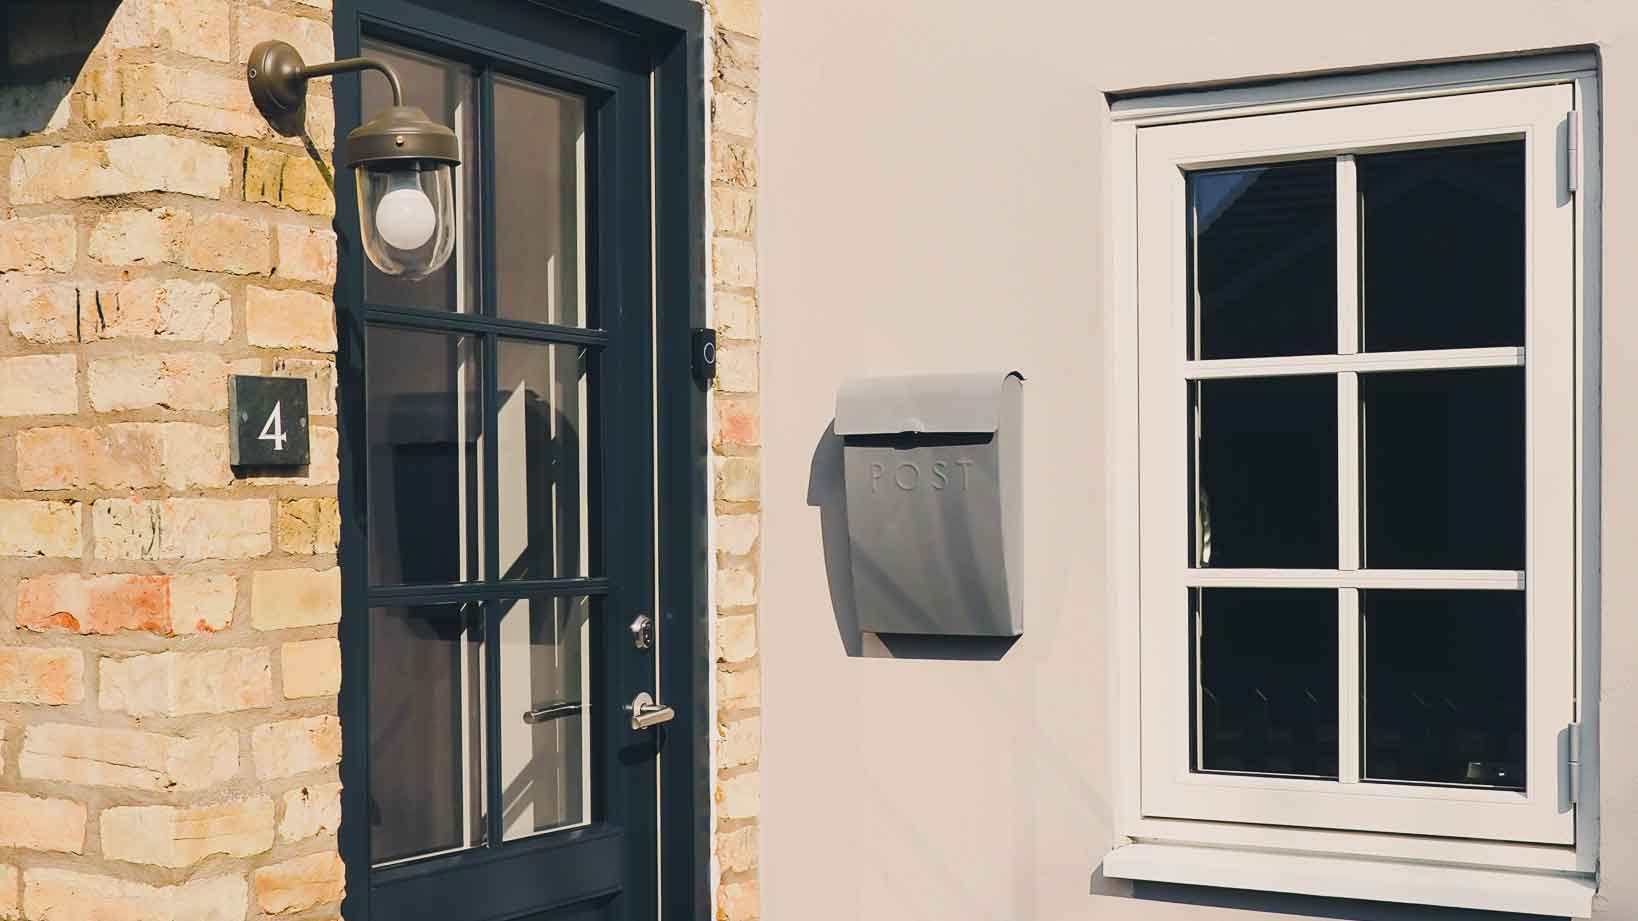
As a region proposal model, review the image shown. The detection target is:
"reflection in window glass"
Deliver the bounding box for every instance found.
[499,596,592,841]
[1359,142,1525,352]
[370,604,485,865]
[367,327,483,586]
[1364,590,1526,789]
[1194,588,1338,779]
[1361,368,1525,571]
[493,76,587,327]
[361,38,480,312]
[1188,159,1337,360]
[1192,375,1337,569]
[497,340,592,580]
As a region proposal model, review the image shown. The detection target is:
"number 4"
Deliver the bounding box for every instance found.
[259,401,288,451]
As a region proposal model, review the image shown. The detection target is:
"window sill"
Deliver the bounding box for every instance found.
[1102,843,1595,919]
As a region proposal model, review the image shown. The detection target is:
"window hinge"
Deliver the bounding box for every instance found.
[1568,721,1583,805]
[1566,109,1580,197]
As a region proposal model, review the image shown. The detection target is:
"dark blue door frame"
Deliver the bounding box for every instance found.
[331,0,707,918]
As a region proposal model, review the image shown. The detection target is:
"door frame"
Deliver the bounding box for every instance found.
[330,0,708,918]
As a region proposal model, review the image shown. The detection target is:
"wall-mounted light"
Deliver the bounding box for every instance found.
[247,41,460,279]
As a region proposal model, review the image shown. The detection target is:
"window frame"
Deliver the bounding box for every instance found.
[1104,52,1601,903]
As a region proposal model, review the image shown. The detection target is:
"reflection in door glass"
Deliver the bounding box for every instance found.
[497,340,592,580]
[500,596,591,841]
[370,604,486,865]
[361,38,480,312]
[366,327,484,586]
[493,76,587,327]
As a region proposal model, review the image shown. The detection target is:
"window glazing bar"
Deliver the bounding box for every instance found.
[1184,569,1525,590]
[1184,347,1523,379]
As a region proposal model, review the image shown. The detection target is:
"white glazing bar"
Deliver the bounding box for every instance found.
[1185,569,1525,590]
[1338,587,1361,784]
[1339,372,1360,571]
[1338,155,1360,355]
[1185,347,1524,379]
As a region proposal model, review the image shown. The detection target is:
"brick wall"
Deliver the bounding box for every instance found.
[705,1,762,918]
[0,1,344,918]
[0,0,761,919]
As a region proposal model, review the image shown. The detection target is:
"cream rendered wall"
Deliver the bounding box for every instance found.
[757,3,1638,920]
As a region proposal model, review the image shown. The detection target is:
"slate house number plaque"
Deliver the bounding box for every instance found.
[230,375,310,468]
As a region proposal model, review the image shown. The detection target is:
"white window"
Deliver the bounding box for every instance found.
[1107,57,1599,916]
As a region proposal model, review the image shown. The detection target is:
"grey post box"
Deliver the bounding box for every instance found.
[834,371,1024,637]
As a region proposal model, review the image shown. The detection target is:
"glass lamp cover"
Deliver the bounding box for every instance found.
[357,162,457,278]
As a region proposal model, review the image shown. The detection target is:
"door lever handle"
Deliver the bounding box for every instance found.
[627,692,675,730]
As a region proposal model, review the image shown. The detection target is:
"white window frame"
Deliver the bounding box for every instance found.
[1104,52,1601,917]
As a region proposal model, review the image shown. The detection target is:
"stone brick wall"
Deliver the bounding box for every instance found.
[705,1,762,918]
[0,1,343,918]
[0,0,760,918]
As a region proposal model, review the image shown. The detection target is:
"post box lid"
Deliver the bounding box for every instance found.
[834,371,1024,436]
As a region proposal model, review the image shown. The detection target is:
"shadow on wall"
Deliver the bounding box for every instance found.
[1120,880,1567,921]
[806,420,1017,662]
[1,1,120,137]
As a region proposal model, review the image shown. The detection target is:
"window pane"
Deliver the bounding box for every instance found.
[370,603,485,864]
[1192,375,1337,568]
[367,327,484,586]
[1363,590,1526,789]
[499,596,592,841]
[1194,588,1338,779]
[493,76,587,327]
[497,340,593,580]
[1188,159,1336,360]
[1361,368,1524,570]
[361,39,480,313]
[1359,141,1525,352]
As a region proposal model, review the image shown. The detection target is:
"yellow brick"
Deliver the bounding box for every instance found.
[0,500,81,558]
[254,851,344,914]
[101,797,275,868]
[11,136,231,202]
[0,649,83,705]
[247,286,337,350]
[281,638,341,699]
[0,793,84,853]
[99,648,273,717]
[252,568,341,630]
[251,715,341,779]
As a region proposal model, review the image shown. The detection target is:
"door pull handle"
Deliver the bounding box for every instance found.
[523,701,584,724]
[627,692,675,730]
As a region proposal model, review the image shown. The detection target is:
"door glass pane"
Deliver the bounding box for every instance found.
[1363,590,1526,789]
[370,603,486,865]
[1188,159,1336,360]
[497,340,593,580]
[493,75,588,327]
[1361,368,1524,570]
[367,327,484,586]
[499,595,592,841]
[1359,142,1525,352]
[1192,375,1337,568]
[361,39,480,313]
[1193,588,1338,779]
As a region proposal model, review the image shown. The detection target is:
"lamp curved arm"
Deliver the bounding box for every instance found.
[247,40,405,135]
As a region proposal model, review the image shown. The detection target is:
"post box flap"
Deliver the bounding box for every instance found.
[834,371,1024,436]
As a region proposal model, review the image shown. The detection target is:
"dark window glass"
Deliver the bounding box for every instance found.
[370,603,485,864]
[1192,375,1337,568]
[1361,368,1525,570]
[493,75,587,327]
[1188,159,1337,360]
[367,327,483,586]
[496,340,593,579]
[1194,588,1338,779]
[1359,142,1525,352]
[1363,590,1526,789]
[361,39,480,313]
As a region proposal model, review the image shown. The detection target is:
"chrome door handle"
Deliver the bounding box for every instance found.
[627,692,675,730]
[523,701,583,724]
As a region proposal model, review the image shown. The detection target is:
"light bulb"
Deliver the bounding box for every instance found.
[374,172,437,251]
